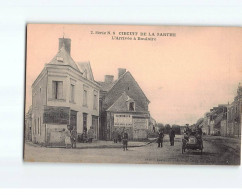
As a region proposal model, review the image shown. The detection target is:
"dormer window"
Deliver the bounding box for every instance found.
[57,56,64,62]
[129,102,135,111]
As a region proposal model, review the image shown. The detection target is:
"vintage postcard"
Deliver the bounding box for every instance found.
[24,24,241,165]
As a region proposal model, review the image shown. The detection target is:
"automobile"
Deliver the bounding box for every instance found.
[182,131,203,154]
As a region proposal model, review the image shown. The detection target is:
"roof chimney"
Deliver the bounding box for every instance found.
[59,38,71,55]
[118,68,126,78]
[104,75,114,83]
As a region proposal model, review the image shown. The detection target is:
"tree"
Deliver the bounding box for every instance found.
[172,124,181,135]
[157,123,165,130]
[164,124,171,134]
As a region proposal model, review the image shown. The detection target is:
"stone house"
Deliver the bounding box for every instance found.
[31,38,100,146]
[98,69,150,140]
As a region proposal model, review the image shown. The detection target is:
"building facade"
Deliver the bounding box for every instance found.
[227,85,242,137]
[200,85,241,138]
[209,105,227,136]
[99,69,150,140]
[202,112,210,135]
[31,38,100,146]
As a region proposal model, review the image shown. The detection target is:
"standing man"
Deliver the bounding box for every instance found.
[169,128,175,146]
[71,126,77,148]
[87,126,94,143]
[122,130,129,151]
[157,129,164,148]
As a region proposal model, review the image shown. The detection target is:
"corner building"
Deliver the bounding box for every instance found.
[31,38,100,146]
[98,69,150,140]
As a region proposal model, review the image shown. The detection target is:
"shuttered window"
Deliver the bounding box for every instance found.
[93,94,97,110]
[52,81,63,99]
[83,90,87,106]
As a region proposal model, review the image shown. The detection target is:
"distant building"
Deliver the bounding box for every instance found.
[31,38,100,146]
[208,105,227,136]
[227,85,242,137]
[200,84,241,138]
[98,69,150,140]
[202,112,211,135]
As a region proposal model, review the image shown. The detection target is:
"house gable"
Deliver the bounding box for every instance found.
[107,92,146,113]
[103,71,149,111]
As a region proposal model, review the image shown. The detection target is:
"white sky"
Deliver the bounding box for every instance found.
[26,24,242,126]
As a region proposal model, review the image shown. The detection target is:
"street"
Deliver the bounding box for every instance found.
[24,135,241,165]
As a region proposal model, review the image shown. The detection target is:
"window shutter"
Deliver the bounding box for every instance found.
[58,82,63,99]
[52,81,56,99]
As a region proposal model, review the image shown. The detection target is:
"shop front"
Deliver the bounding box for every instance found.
[109,113,149,140]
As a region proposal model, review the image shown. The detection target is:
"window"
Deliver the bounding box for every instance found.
[52,81,63,99]
[93,94,97,110]
[70,84,75,102]
[83,90,87,106]
[57,56,64,62]
[129,102,135,111]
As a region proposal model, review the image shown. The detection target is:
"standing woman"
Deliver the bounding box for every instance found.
[65,126,72,148]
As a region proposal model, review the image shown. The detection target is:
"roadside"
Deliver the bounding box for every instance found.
[25,134,184,149]
[25,140,149,149]
[203,135,241,154]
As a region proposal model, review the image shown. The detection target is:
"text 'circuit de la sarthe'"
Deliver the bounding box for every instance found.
[25,38,154,146]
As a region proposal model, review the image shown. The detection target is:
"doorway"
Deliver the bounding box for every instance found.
[83,113,87,132]
[92,115,98,139]
[70,110,77,129]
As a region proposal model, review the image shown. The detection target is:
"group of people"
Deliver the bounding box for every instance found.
[79,126,95,143]
[184,124,203,143]
[157,128,176,147]
[112,130,129,151]
[63,125,95,148]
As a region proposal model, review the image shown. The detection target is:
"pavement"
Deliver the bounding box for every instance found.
[75,140,152,149]
[26,139,155,149]
[203,135,241,152]
[26,136,176,149]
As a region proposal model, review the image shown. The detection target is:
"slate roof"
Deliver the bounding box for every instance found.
[107,92,147,113]
[101,71,150,111]
[98,81,115,92]
[48,43,79,71]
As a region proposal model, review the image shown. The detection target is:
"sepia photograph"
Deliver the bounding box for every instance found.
[24,24,241,165]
